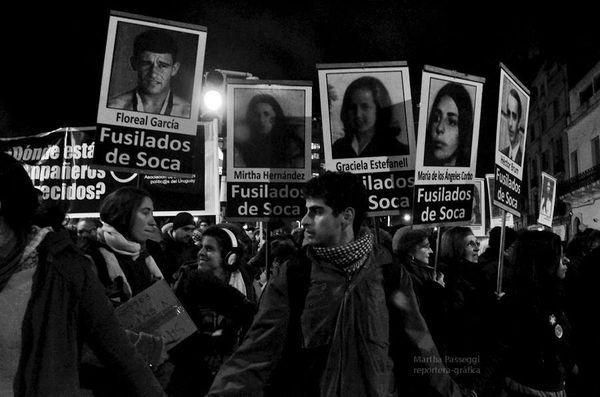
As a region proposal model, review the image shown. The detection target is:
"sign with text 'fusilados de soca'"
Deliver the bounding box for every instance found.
[318,62,416,216]
[492,64,530,217]
[94,11,207,177]
[412,65,485,226]
[225,80,312,221]
[0,125,219,217]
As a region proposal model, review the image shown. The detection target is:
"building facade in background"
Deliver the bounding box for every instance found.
[560,59,600,235]
[523,61,570,237]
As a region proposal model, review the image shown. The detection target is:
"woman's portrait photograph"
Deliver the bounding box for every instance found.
[319,65,413,161]
[470,178,486,236]
[423,78,477,167]
[538,173,556,224]
[231,86,308,169]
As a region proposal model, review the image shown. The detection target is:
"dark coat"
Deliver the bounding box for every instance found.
[332,132,409,159]
[157,232,199,284]
[208,246,461,397]
[13,229,163,397]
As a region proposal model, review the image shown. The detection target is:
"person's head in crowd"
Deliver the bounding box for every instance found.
[131,29,180,98]
[424,82,473,167]
[0,153,39,240]
[301,171,368,247]
[340,76,394,141]
[171,212,195,244]
[197,217,210,232]
[246,94,285,138]
[99,187,157,244]
[32,199,70,231]
[198,225,243,281]
[486,226,517,255]
[440,226,480,265]
[587,229,600,252]
[393,227,433,265]
[76,218,99,245]
[512,231,567,300]
[244,224,255,240]
[506,88,522,148]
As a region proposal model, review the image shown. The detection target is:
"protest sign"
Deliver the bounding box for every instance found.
[0,123,219,217]
[412,66,485,226]
[470,178,486,236]
[485,173,514,229]
[225,80,312,221]
[492,64,530,217]
[114,280,196,350]
[95,11,207,176]
[537,172,557,227]
[318,62,416,216]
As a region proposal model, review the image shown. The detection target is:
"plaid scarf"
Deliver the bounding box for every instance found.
[311,230,373,276]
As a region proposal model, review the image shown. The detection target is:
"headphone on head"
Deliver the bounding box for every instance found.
[219,227,240,272]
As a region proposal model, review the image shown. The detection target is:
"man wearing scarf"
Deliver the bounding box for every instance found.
[208,171,461,396]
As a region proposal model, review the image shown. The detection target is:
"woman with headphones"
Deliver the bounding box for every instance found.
[168,224,257,396]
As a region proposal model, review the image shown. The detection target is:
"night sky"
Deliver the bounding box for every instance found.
[1,0,597,176]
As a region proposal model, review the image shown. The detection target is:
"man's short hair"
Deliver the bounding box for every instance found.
[508,88,522,121]
[133,29,178,61]
[302,171,368,235]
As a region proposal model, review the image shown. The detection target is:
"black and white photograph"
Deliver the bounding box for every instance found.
[226,81,312,181]
[107,23,198,118]
[494,66,530,178]
[318,63,415,172]
[470,178,486,236]
[97,11,206,135]
[538,172,557,227]
[414,67,484,185]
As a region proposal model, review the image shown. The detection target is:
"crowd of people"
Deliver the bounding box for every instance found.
[1,152,598,396]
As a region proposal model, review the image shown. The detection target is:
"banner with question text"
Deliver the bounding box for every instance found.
[1,124,219,217]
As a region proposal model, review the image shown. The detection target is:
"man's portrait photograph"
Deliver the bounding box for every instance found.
[107,22,198,119]
[228,83,311,172]
[318,64,414,164]
[494,67,530,178]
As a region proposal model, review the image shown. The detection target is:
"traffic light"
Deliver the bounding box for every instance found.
[201,70,226,118]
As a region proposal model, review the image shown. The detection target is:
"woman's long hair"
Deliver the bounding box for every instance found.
[340,76,395,139]
[99,187,150,239]
[424,82,473,166]
[512,230,563,308]
[440,226,473,265]
[246,94,285,139]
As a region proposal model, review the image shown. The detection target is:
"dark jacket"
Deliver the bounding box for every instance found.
[208,245,461,397]
[332,132,409,159]
[440,258,500,394]
[498,287,575,393]
[403,257,446,346]
[14,229,163,397]
[157,232,199,284]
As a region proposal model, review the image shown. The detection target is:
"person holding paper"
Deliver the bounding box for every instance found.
[424,82,473,167]
[500,89,524,166]
[332,76,409,158]
[108,29,191,118]
[0,153,164,396]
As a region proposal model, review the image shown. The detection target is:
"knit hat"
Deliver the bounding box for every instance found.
[173,212,195,230]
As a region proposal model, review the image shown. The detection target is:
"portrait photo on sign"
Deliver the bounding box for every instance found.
[321,69,412,161]
[421,77,478,168]
[495,69,530,178]
[539,173,556,221]
[106,21,199,119]
[232,87,307,169]
[470,178,486,236]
